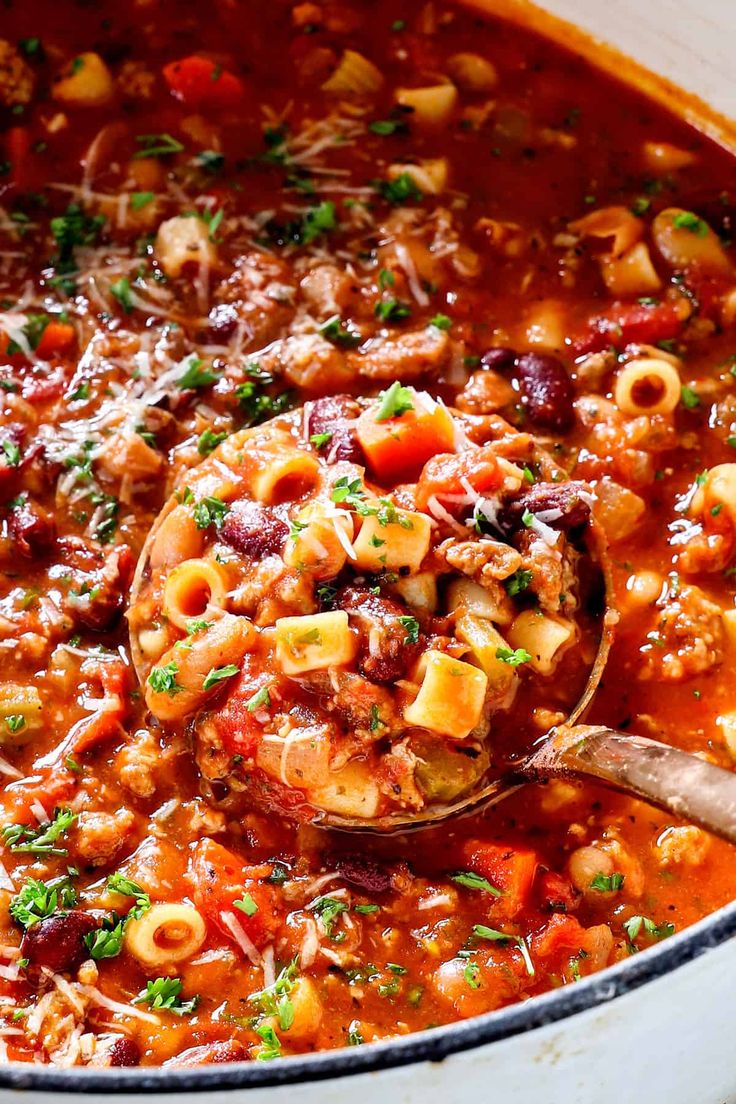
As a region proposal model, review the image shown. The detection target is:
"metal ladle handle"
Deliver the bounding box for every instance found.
[525,724,736,845]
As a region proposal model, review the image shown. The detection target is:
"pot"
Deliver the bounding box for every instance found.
[2,0,736,1099]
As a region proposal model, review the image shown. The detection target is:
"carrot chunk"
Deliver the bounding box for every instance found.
[163,56,245,110]
[460,839,538,919]
[35,322,76,360]
[356,388,456,482]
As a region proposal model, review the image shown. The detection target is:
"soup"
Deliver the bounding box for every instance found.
[0,0,736,1068]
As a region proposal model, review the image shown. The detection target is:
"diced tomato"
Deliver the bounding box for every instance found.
[35,322,76,361]
[163,56,246,110]
[533,913,587,960]
[415,445,503,511]
[211,656,274,760]
[537,870,579,913]
[356,393,457,482]
[572,299,689,355]
[460,840,538,919]
[188,838,278,949]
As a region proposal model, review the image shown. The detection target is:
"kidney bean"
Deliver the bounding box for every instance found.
[8,496,57,558]
[516,353,575,432]
[206,302,240,343]
[479,346,518,372]
[305,395,365,464]
[336,854,394,894]
[21,911,99,974]
[220,500,288,558]
[336,586,420,682]
[501,481,592,534]
[108,1037,142,1067]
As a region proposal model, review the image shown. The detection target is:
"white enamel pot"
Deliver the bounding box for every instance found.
[3,0,736,1099]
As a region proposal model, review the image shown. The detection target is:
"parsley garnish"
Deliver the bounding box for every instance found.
[680,385,701,410]
[9,876,77,929]
[672,211,709,236]
[590,872,625,892]
[133,977,200,1015]
[374,381,414,422]
[450,871,503,897]
[246,685,271,712]
[472,925,535,975]
[375,298,411,323]
[177,355,220,390]
[495,647,532,666]
[2,808,76,856]
[310,431,332,448]
[320,315,362,348]
[148,661,183,696]
[310,896,348,938]
[234,892,258,917]
[505,569,533,597]
[107,872,151,919]
[109,277,133,313]
[378,172,423,205]
[202,664,240,691]
[193,495,230,530]
[133,134,185,160]
[398,615,419,645]
[197,428,227,456]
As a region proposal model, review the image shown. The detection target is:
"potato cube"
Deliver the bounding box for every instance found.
[395,83,458,127]
[276,611,356,675]
[404,650,487,739]
[455,614,518,699]
[52,52,115,107]
[351,508,432,573]
[507,610,575,675]
[310,761,381,819]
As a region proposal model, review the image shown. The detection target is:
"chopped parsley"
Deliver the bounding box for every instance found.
[369,119,407,136]
[375,298,411,323]
[429,313,452,330]
[133,977,200,1015]
[310,895,348,938]
[398,615,420,645]
[1,440,20,467]
[310,431,332,448]
[378,172,423,206]
[320,315,362,348]
[623,915,675,946]
[130,191,155,210]
[5,715,26,734]
[107,872,151,919]
[451,871,503,897]
[185,618,211,635]
[234,891,259,917]
[148,661,183,697]
[246,685,271,712]
[2,808,77,856]
[177,355,221,390]
[197,428,227,456]
[472,925,535,976]
[133,133,185,160]
[109,277,133,313]
[375,381,414,422]
[505,569,533,597]
[672,211,709,236]
[85,916,126,960]
[680,385,701,410]
[495,646,532,666]
[193,495,230,530]
[202,664,240,691]
[9,876,77,929]
[590,872,625,893]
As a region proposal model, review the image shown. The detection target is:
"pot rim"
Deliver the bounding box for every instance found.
[3,897,736,1093]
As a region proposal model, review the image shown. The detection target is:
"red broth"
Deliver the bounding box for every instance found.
[0,0,736,1067]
